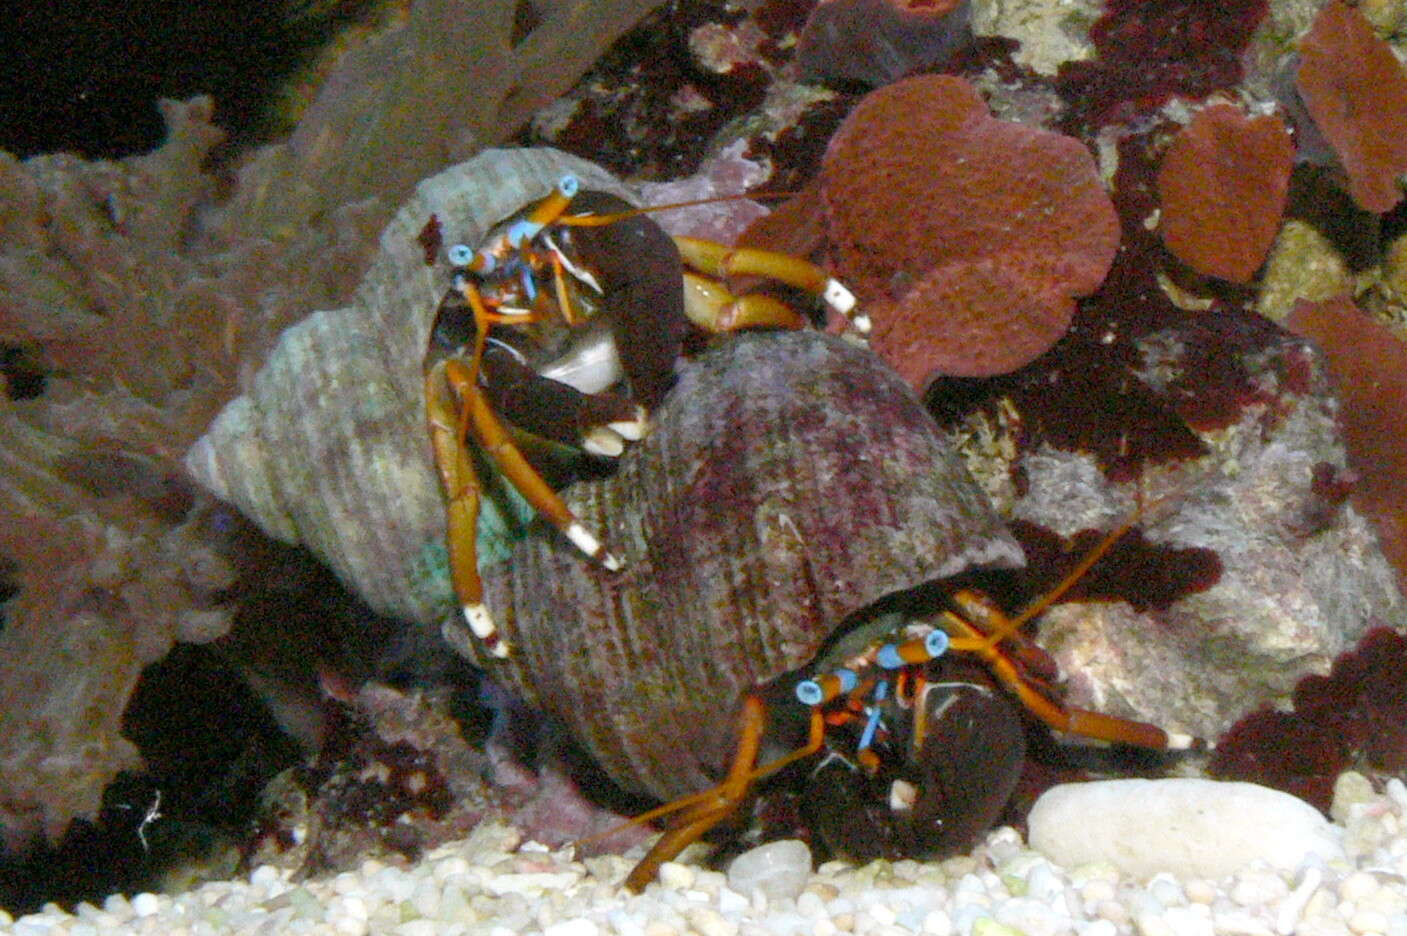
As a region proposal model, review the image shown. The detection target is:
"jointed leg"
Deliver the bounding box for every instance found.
[673,236,868,334]
[681,273,808,333]
[942,609,1195,750]
[425,362,508,657]
[443,358,623,571]
[576,695,825,891]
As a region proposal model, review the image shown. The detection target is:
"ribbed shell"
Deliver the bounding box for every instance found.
[461,330,1024,801]
[184,148,635,624]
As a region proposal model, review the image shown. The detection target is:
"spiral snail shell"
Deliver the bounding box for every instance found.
[455,329,1025,802]
[185,148,636,626]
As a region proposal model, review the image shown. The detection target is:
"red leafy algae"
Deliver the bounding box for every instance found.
[1211,627,1407,813]
[1007,520,1222,614]
[1284,295,1407,592]
[925,133,1282,483]
[1296,0,1407,214]
[1055,0,1269,134]
[1157,104,1294,283]
[820,74,1118,385]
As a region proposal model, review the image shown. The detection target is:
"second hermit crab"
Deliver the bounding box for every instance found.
[463,329,1200,891]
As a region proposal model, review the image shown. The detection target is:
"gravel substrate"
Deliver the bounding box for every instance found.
[5,773,1407,936]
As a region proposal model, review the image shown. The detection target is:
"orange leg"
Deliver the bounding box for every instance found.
[428,277,620,657]
[681,272,807,332]
[933,497,1198,749]
[575,695,825,892]
[943,611,1195,750]
[443,359,622,573]
[672,236,868,334]
[541,193,864,332]
[425,362,507,657]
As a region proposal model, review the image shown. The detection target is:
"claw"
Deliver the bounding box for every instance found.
[822,278,868,334]
[607,408,649,441]
[565,521,622,570]
[673,236,867,337]
[464,603,510,657]
[582,426,626,457]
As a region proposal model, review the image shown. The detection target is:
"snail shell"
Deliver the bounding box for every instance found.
[185,148,636,625]
[459,330,1025,802]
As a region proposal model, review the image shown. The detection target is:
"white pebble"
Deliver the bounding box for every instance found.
[332,914,369,936]
[658,861,697,891]
[248,865,281,888]
[952,903,992,933]
[1029,779,1346,880]
[1349,908,1389,934]
[1135,910,1174,936]
[797,891,827,918]
[1185,879,1219,904]
[995,896,1067,936]
[688,906,738,936]
[1212,907,1277,935]
[394,921,440,936]
[484,871,579,896]
[1387,780,1407,813]
[1271,865,1324,936]
[1082,878,1117,908]
[727,840,812,902]
[544,919,600,936]
[332,872,362,895]
[1098,900,1131,926]
[1343,872,1384,903]
[331,894,369,921]
[867,902,898,927]
[1026,862,1065,903]
[1233,869,1291,907]
[922,909,954,936]
[1164,906,1215,936]
[1077,921,1118,936]
[129,893,161,918]
[1148,872,1186,907]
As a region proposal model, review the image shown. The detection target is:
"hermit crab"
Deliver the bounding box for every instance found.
[423,167,863,655]
[183,145,839,633]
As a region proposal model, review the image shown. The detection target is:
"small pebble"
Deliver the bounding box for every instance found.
[726,840,812,902]
[129,894,161,918]
[1343,872,1384,903]
[543,919,600,936]
[1349,908,1389,935]
[922,909,954,936]
[658,862,697,891]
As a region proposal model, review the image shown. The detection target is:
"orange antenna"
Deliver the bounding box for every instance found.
[554,190,799,227]
[992,480,1193,645]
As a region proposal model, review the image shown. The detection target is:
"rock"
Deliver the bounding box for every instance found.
[1027,778,1344,880]
[944,306,1406,743]
[726,839,812,901]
